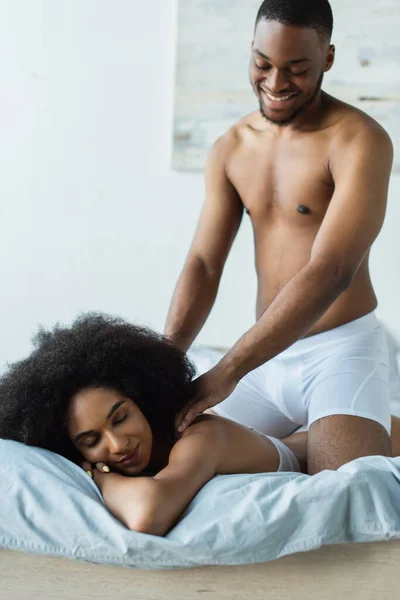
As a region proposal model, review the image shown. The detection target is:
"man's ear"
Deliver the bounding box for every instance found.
[324,44,335,73]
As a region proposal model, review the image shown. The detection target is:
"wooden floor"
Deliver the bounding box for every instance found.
[1,541,400,600]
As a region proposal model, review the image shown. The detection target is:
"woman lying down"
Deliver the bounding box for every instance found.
[0,313,398,537]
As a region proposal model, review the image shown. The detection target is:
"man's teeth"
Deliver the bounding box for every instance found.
[265,92,296,102]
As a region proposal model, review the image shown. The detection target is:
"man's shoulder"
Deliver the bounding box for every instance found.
[328,96,392,150]
[326,97,394,180]
[210,111,260,156]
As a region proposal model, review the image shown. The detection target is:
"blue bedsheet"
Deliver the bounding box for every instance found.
[1,438,400,569]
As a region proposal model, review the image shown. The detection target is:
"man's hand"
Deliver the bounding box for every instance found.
[177,366,238,432]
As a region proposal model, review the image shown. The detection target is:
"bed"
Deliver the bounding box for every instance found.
[1,337,400,599]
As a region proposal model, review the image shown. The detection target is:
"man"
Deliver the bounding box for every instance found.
[164,0,394,474]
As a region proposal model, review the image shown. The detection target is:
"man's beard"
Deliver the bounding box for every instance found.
[258,71,324,127]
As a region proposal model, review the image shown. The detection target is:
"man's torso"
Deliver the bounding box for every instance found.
[223,93,379,336]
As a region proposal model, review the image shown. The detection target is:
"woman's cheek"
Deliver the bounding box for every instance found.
[81,448,97,462]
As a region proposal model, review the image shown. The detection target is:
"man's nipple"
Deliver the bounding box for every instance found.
[297,205,311,215]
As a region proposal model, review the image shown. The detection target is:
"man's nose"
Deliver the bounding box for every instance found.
[267,69,290,93]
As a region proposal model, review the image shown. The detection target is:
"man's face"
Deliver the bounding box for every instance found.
[249,20,334,126]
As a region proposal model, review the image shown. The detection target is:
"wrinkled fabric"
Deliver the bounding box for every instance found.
[1,438,400,570]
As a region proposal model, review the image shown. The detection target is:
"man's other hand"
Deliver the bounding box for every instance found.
[177,366,237,432]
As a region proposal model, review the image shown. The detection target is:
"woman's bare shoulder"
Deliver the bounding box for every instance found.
[181,414,280,475]
[178,413,223,441]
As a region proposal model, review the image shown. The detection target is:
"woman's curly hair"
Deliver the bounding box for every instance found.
[0,313,196,463]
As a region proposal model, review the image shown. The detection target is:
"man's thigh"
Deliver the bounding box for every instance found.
[304,323,392,474]
[211,364,299,438]
[308,414,391,474]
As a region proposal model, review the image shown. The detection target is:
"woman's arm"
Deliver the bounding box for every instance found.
[87,418,222,536]
[89,415,294,536]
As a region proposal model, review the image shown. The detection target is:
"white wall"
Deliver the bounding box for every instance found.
[0,0,398,371]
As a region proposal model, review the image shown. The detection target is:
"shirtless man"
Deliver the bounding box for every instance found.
[164,0,394,474]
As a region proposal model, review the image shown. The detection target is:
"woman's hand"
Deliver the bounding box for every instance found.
[82,461,125,502]
[81,461,163,534]
[82,461,110,478]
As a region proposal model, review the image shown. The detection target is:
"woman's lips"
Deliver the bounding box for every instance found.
[118,445,139,466]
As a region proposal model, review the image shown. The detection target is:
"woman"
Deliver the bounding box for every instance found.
[0,313,305,536]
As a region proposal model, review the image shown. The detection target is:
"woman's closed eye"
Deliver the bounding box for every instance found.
[82,414,128,448]
[114,414,127,425]
[83,440,97,449]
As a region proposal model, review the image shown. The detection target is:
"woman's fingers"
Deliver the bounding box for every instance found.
[81,461,93,478]
[81,461,110,480]
[95,462,110,473]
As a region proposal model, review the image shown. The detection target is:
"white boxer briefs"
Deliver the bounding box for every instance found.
[213,311,391,438]
[264,434,301,472]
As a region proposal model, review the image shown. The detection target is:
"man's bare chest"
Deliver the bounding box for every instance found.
[227,137,334,225]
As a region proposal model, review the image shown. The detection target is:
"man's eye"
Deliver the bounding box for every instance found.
[255,62,271,70]
[291,70,308,76]
[114,414,127,426]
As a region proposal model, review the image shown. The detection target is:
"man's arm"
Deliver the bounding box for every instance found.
[179,124,393,429]
[164,135,243,352]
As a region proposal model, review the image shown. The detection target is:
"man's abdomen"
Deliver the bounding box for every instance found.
[254,229,377,336]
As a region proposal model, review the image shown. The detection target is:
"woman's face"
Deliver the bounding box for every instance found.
[68,387,153,475]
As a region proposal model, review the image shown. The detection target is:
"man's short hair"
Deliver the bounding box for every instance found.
[255,0,334,42]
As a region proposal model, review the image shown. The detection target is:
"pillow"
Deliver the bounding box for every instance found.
[1,438,400,569]
[386,333,400,417]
